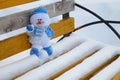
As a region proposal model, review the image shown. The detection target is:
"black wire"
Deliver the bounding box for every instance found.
[57,3,120,42]
[74,20,120,32]
[57,32,72,42]
[57,20,120,42]
[75,3,120,39]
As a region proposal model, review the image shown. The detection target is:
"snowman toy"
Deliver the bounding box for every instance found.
[26,6,54,58]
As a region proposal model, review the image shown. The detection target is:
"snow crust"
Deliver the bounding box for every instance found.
[0,55,41,80]
[16,40,103,80]
[90,57,120,80]
[0,33,85,80]
[0,0,61,17]
[55,47,120,80]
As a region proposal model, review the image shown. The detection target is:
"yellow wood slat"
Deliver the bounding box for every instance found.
[112,72,120,80]
[51,18,74,38]
[80,55,120,80]
[47,51,98,80]
[0,0,35,9]
[0,18,74,60]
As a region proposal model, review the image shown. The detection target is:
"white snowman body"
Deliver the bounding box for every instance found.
[29,13,51,49]
[26,7,54,57]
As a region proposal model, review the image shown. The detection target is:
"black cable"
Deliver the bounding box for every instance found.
[57,20,120,42]
[57,32,72,42]
[57,3,120,42]
[75,3,120,40]
[74,20,120,32]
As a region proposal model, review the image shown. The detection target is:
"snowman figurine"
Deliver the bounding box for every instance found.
[26,6,54,58]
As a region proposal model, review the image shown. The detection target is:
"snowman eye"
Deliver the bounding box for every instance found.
[38,19,42,20]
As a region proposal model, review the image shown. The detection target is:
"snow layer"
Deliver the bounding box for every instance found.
[51,33,86,58]
[0,55,41,80]
[0,33,85,80]
[15,40,103,80]
[0,0,61,17]
[90,57,120,80]
[55,46,120,80]
[0,49,30,67]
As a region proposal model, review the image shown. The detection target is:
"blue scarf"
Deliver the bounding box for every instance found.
[32,26,54,37]
[33,26,47,37]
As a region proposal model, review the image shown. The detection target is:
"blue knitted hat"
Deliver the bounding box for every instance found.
[31,6,47,15]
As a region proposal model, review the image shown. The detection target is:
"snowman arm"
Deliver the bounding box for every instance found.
[26,25,34,38]
[26,25,34,31]
[45,26,54,38]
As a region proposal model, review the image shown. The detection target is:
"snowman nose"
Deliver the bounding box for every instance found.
[37,19,44,25]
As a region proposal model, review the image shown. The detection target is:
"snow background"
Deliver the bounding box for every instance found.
[73,0,120,47]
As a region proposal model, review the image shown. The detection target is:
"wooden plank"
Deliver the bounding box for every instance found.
[112,72,120,80]
[51,18,74,38]
[0,17,74,60]
[80,55,120,80]
[48,51,98,80]
[0,0,35,9]
[0,0,75,34]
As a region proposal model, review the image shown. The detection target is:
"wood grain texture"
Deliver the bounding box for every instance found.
[112,72,120,80]
[0,0,74,34]
[51,17,74,38]
[0,0,35,9]
[0,17,74,60]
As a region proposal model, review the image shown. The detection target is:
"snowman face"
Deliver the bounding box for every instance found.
[30,13,50,27]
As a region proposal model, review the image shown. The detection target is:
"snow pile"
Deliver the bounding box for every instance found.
[0,0,61,17]
[90,56,120,80]
[0,55,41,80]
[0,33,120,80]
[0,33,85,80]
[55,47,119,80]
[15,40,103,80]
[0,49,30,67]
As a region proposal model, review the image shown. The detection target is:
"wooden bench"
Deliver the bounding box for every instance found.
[1,0,120,80]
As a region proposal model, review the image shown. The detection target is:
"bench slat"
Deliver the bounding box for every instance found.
[0,0,35,9]
[0,0,74,34]
[112,72,120,80]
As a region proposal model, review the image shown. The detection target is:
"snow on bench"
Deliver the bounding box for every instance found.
[0,33,85,80]
[15,40,103,80]
[0,32,120,80]
[55,46,120,80]
[90,56,120,80]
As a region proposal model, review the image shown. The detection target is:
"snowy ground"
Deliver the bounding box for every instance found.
[73,0,120,47]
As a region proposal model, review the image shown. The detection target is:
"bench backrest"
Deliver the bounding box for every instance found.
[0,0,75,60]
